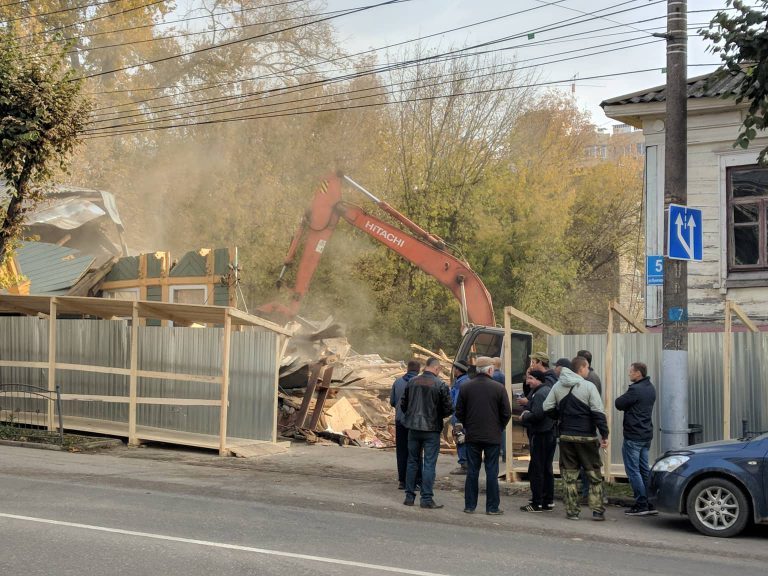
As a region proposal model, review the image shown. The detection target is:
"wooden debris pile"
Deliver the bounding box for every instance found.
[278,335,458,449]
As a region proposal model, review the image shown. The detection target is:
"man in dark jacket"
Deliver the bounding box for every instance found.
[615,362,657,516]
[400,357,453,509]
[543,356,609,521]
[520,369,556,512]
[390,359,422,490]
[455,356,512,515]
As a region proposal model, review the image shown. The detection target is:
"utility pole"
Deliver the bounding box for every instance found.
[660,0,688,453]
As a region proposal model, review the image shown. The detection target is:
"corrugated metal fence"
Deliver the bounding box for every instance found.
[0,317,278,442]
[548,332,768,466]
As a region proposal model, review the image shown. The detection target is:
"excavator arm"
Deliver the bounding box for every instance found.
[258,173,495,329]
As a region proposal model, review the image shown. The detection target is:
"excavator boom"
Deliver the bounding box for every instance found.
[259,173,495,329]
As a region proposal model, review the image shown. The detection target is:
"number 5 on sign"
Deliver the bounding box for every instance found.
[647,255,663,286]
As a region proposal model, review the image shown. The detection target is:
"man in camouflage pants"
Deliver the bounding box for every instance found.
[543,356,609,521]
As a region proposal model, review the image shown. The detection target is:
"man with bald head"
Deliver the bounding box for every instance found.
[455,356,512,515]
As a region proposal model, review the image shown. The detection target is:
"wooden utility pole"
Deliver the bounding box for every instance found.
[660,0,689,452]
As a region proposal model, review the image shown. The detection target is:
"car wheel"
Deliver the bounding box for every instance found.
[685,478,750,538]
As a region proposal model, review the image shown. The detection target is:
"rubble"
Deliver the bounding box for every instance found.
[277,328,462,452]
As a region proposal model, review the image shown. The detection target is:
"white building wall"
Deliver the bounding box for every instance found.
[640,108,768,324]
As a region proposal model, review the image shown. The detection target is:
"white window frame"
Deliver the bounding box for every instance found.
[168,284,208,326]
[102,288,140,301]
[717,150,766,291]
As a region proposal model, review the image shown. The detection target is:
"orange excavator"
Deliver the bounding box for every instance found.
[258,172,494,330]
[259,173,531,384]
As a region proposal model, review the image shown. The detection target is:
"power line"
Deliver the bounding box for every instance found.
[81,66,718,139]
[12,0,173,42]
[89,20,712,124]
[85,37,666,133]
[76,0,412,81]
[16,0,312,45]
[21,6,350,59]
[88,0,663,111]
[0,0,128,25]
[85,0,570,103]
[89,32,668,127]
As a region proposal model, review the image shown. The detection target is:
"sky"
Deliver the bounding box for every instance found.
[327,0,743,128]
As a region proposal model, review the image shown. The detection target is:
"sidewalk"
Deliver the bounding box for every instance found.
[108,441,768,560]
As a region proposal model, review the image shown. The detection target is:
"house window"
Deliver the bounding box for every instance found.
[103,288,139,300]
[170,285,207,305]
[727,165,768,271]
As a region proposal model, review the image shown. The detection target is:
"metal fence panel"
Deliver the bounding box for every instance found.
[0,317,279,443]
[548,331,768,468]
[228,328,278,441]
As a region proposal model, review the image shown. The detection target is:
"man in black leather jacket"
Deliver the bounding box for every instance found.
[401,357,453,509]
[520,369,557,512]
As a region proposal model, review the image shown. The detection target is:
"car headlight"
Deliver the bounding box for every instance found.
[652,454,690,473]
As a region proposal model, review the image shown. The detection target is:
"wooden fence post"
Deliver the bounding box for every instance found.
[503,308,516,482]
[218,310,232,455]
[604,301,615,482]
[128,302,139,446]
[47,298,58,431]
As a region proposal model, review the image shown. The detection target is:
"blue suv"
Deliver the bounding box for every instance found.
[649,433,768,537]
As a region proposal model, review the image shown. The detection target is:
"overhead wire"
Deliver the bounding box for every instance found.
[0,0,129,25]
[87,0,663,112]
[15,0,312,44]
[85,0,575,102]
[75,0,413,80]
[88,29,681,126]
[88,21,712,124]
[80,65,721,139]
[84,36,669,133]
[20,6,352,58]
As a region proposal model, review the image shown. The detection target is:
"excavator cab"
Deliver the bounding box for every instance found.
[453,326,532,387]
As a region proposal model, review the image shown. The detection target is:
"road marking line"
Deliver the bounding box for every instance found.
[0,511,449,576]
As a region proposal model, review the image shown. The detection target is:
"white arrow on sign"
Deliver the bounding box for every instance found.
[675,213,696,259]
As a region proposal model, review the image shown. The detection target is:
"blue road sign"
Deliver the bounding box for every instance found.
[667,204,703,261]
[647,255,663,285]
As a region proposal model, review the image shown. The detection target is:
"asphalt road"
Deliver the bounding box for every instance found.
[1,444,766,576]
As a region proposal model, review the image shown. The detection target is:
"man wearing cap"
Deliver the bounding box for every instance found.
[401,357,453,509]
[455,356,512,515]
[449,361,471,475]
[520,369,557,512]
[519,352,557,407]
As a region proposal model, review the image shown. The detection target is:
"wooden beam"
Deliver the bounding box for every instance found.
[56,363,131,377]
[723,301,732,440]
[610,301,648,333]
[101,276,218,290]
[218,310,232,455]
[47,298,57,431]
[58,394,221,406]
[136,370,222,385]
[227,307,293,335]
[273,335,288,443]
[129,303,139,446]
[604,300,614,483]
[730,301,759,333]
[0,360,48,370]
[504,305,561,336]
[503,308,518,483]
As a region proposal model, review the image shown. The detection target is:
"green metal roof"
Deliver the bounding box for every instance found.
[15,241,96,295]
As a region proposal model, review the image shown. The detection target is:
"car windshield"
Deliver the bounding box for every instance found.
[750,431,768,442]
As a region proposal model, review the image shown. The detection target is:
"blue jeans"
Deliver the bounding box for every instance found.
[457,442,467,466]
[464,442,501,513]
[622,438,651,508]
[406,430,441,504]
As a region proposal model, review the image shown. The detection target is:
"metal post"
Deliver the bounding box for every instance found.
[660,0,689,453]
